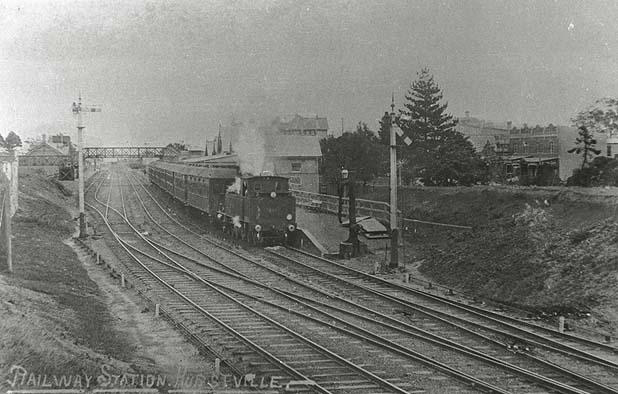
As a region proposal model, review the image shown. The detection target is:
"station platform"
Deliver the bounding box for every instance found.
[295,207,392,257]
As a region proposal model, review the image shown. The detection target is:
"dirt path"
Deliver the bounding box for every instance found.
[67,238,215,378]
[1,172,216,391]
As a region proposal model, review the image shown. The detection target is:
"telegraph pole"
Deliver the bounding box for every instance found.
[72,95,100,239]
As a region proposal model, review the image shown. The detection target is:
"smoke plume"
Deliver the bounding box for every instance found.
[227,177,241,194]
[235,121,266,176]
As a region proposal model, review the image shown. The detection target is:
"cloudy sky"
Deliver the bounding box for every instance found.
[2,0,618,146]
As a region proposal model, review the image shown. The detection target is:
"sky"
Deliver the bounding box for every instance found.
[2,0,618,147]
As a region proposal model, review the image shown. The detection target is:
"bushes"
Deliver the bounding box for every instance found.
[566,157,618,187]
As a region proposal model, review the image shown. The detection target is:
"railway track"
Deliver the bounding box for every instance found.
[263,248,618,388]
[119,168,618,393]
[267,246,618,363]
[86,170,436,393]
[84,167,618,393]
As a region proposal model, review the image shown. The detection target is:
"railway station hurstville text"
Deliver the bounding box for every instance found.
[4,364,292,392]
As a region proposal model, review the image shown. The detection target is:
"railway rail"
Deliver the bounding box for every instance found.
[86,171,427,393]
[129,169,618,393]
[84,167,618,393]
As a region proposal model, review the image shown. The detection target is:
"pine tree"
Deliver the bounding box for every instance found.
[398,68,483,185]
[377,111,391,145]
[568,126,601,169]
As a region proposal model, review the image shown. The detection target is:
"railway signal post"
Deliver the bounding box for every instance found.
[389,96,413,268]
[72,95,101,239]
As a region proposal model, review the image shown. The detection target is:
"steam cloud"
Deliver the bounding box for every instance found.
[235,122,266,176]
[227,177,241,194]
[232,215,241,228]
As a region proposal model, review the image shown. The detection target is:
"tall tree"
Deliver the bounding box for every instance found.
[5,131,22,151]
[398,68,483,185]
[568,126,601,169]
[377,111,392,145]
[572,97,618,135]
[320,122,386,186]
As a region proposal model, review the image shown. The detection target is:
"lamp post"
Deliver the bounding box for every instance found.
[339,168,360,257]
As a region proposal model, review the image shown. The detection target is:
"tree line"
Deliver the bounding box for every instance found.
[321,68,618,188]
[320,68,485,187]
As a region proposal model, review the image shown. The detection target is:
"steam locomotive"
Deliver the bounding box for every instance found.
[148,159,297,245]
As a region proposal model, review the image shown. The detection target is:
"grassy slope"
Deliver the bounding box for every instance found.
[0,172,132,389]
[358,185,618,333]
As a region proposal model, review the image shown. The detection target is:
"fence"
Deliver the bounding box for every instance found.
[291,189,393,222]
[291,189,472,231]
[0,156,15,272]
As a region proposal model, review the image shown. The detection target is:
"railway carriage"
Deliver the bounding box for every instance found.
[147,158,296,245]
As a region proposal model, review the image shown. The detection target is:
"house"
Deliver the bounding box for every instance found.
[215,115,326,193]
[456,112,511,153]
[265,133,322,193]
[272,114,329,140]
[19,142,71,176]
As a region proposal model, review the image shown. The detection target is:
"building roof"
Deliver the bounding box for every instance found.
[25,143,64,156]
[275,114,328,131]
[181,153,239,164]
[266,134,322,157]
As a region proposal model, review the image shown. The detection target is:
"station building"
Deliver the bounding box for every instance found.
[264,115,327,192]
[168,115,327,193]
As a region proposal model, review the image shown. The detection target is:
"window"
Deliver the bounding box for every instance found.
[608,145,612,157]
[291,162,301,172]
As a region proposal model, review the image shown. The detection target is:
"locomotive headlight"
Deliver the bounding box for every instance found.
[217,213,222,220]
[255,224,262,232]
[270,191,277,198]
[287,224,296,232]
[286,214,293,221]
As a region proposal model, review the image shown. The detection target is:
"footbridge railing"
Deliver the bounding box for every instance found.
[84,147,165,159]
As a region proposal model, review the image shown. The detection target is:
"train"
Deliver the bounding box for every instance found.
[147,159,297,245]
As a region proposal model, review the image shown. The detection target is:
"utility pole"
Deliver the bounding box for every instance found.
[72,95,101,239]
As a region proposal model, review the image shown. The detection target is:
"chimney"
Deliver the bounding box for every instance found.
[465,111,470,119]
[42,134,46,143]
[507,121,512,130]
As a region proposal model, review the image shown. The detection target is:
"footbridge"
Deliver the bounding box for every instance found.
[84,146,166,159]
